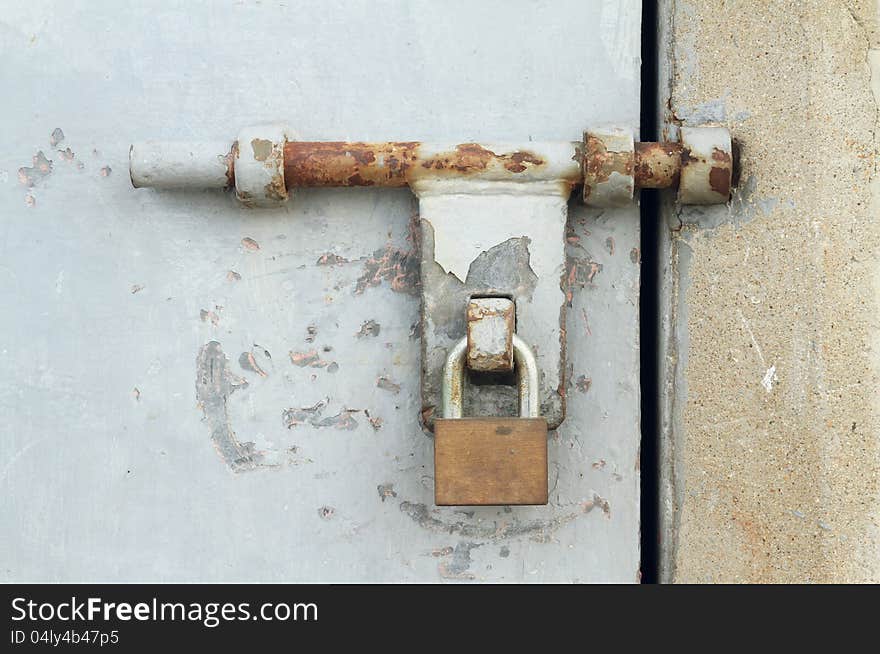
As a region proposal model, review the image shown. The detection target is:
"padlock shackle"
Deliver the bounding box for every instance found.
[441,335,540,419]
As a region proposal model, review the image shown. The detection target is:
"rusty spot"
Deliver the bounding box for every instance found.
[284,141,419,187]
[583,134,634,199]
[132,387,141,402]
[305,325,317,343]
[418,143,545,176]
[709,166,731,197]
[354,214,420,295]
[24,194,36,207]
[241,237,260,251]
[49,128,65,147]
[634,141,682,189]
[99,166,112,177]
[58,147,75,162]
[226,270,242,282]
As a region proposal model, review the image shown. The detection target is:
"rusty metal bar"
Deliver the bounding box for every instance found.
[635,141,683,189]
[282,140,685,190]
[129,127,735,207]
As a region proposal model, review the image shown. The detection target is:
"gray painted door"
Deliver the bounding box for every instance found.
[1,0,642,582]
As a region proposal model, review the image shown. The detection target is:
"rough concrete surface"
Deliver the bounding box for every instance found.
[663,0,880,582]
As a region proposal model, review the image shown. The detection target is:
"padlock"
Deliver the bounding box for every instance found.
[434,334,548,506]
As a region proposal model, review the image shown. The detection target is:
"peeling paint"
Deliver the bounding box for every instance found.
[18,151,53,187]
[376,376,401,394]
[356,320,381,338]
[241,237,260,252]
[195,341,266,472]
[282,401,360,431]
[354,215,420,295]
[289,349,338,372]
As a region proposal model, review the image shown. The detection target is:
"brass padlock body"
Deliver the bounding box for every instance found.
[434,417,548,506]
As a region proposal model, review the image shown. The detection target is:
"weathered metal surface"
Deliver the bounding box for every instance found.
[443,334,539,419]
[583,127,635,207]
[129,141,233,189]
[634,141,683,188]
[1,0,642,583]
[234,124,293,207]
[678,126,733,204]
[466,297,515,372]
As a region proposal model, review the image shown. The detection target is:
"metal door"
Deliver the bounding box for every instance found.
[1,0,642,582]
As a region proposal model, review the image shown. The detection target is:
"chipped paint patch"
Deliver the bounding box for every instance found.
[18,151,53,187]
[289,349,338,372]
[438,541,480,580]
[377,483,397,502]
[195,341,267,472]
[354,215,420,295]
[241,237,260,251]
[49,128,65,147]
[316,253,349,266]
[281,401,360,431]
[356,320,381,338]
[376,376,401,394]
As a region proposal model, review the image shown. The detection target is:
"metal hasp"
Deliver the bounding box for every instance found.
[129,123,736,431]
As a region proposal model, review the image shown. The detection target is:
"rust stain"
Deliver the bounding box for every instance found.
[58,147,75,162]
[226,270,242,282]
[634,141,682,188]
[583,134,634,199]
[99,166,112,177]
[354,213,420,295]
[418,143,545,176]
[709,165,732,197]
[284,141,419,187]
[49,128,64,147]
[564,257,603,304]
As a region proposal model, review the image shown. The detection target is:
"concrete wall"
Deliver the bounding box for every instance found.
[660,0,880,582]
[1,1,642,582]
